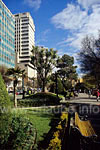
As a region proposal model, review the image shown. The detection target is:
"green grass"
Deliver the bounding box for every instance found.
[12,108,54,143]
[25,110,52,142]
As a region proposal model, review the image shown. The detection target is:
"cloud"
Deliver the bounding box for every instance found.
[51,3,100,49]
[51,4,88,30]
[24,0,41,10]
[36,29,50,45]
[78,0,100,9]
[57,37,75,46]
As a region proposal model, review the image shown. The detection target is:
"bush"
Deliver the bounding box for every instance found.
[1,116,37,150]
[9,94,14,101]
[18,92,61,107]
[0,73,12,145]
[9,95,14,107]
[0,73,11,108]
[48,113,68,150]
[18,99,45,107]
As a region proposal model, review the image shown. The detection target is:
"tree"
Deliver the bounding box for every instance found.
[82,74,96,89]
[0,65,12,85]
[49,73,64,94]
[31,46,58,92]
[21,70,26,99]
[6,67,25,107]
[78,34,100,86]
[57,54,78,90]
[0,73,11,145]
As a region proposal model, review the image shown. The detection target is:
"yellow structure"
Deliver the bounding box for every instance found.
[79,78,83,83]
[75,112,96,137]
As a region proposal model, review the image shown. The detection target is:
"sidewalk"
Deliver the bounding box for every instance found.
[62,93,100,105]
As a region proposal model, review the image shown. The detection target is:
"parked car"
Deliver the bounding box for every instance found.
[8,90,13,94]
[16,90,23,95]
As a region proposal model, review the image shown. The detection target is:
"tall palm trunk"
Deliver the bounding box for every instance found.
[13,80,17,107]
[22,76,25,99]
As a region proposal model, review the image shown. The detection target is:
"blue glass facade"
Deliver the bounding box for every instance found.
[0,0,15,68]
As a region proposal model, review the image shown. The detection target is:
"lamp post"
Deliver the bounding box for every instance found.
[55,71,58,99]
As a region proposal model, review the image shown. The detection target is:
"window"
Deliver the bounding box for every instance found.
[22,52,29,55]
[22,19,29,22]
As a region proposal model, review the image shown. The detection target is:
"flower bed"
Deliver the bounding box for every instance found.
[48,112,68,150]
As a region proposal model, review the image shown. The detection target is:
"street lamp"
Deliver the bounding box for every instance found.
[55,71,58,99]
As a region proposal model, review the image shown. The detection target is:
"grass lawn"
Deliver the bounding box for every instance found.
[12,107,55,146]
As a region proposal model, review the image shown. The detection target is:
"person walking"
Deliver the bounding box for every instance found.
[88,90,91,98]
[97,89,100,101]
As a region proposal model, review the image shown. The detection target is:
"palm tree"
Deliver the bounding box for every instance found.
[22,70,26,99]
[6,67,25,107]
[0,65,12,85]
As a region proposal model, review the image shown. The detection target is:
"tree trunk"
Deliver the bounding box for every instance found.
[14,80,17,107]
[42,79,45,92]
[22,76,25,99]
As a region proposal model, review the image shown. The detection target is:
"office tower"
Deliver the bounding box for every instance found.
[0,0,15,68]
[14,12,36,78]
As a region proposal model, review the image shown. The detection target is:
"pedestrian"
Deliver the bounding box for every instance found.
[88,90,91,98]
[97,89,100,101]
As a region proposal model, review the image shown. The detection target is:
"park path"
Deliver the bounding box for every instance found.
[68,93,100,105]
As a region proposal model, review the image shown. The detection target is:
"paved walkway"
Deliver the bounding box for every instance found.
[67,93,100,105]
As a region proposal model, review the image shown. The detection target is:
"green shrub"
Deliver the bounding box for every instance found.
[0,73,12,144]
[1,116,37,150]
[0,73,11,108]
[26,92,60,99]
[18,92,61,107]
[9,95,14,107]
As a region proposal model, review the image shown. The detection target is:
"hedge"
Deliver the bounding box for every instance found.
[18,92,62,107]
[26,92,62,100]
[0,73,12,145]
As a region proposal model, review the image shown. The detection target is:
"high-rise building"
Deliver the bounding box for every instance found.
[14,12,36,78]
[0,0,15,68]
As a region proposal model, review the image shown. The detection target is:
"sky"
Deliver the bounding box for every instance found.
[3,0,100,76]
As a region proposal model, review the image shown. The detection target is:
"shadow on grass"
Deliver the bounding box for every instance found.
[36,115,60,150]
[26,106,65,116]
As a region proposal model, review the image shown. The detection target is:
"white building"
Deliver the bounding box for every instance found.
[14,12,36,78]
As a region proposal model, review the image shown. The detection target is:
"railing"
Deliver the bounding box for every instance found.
[75,112,96,137]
